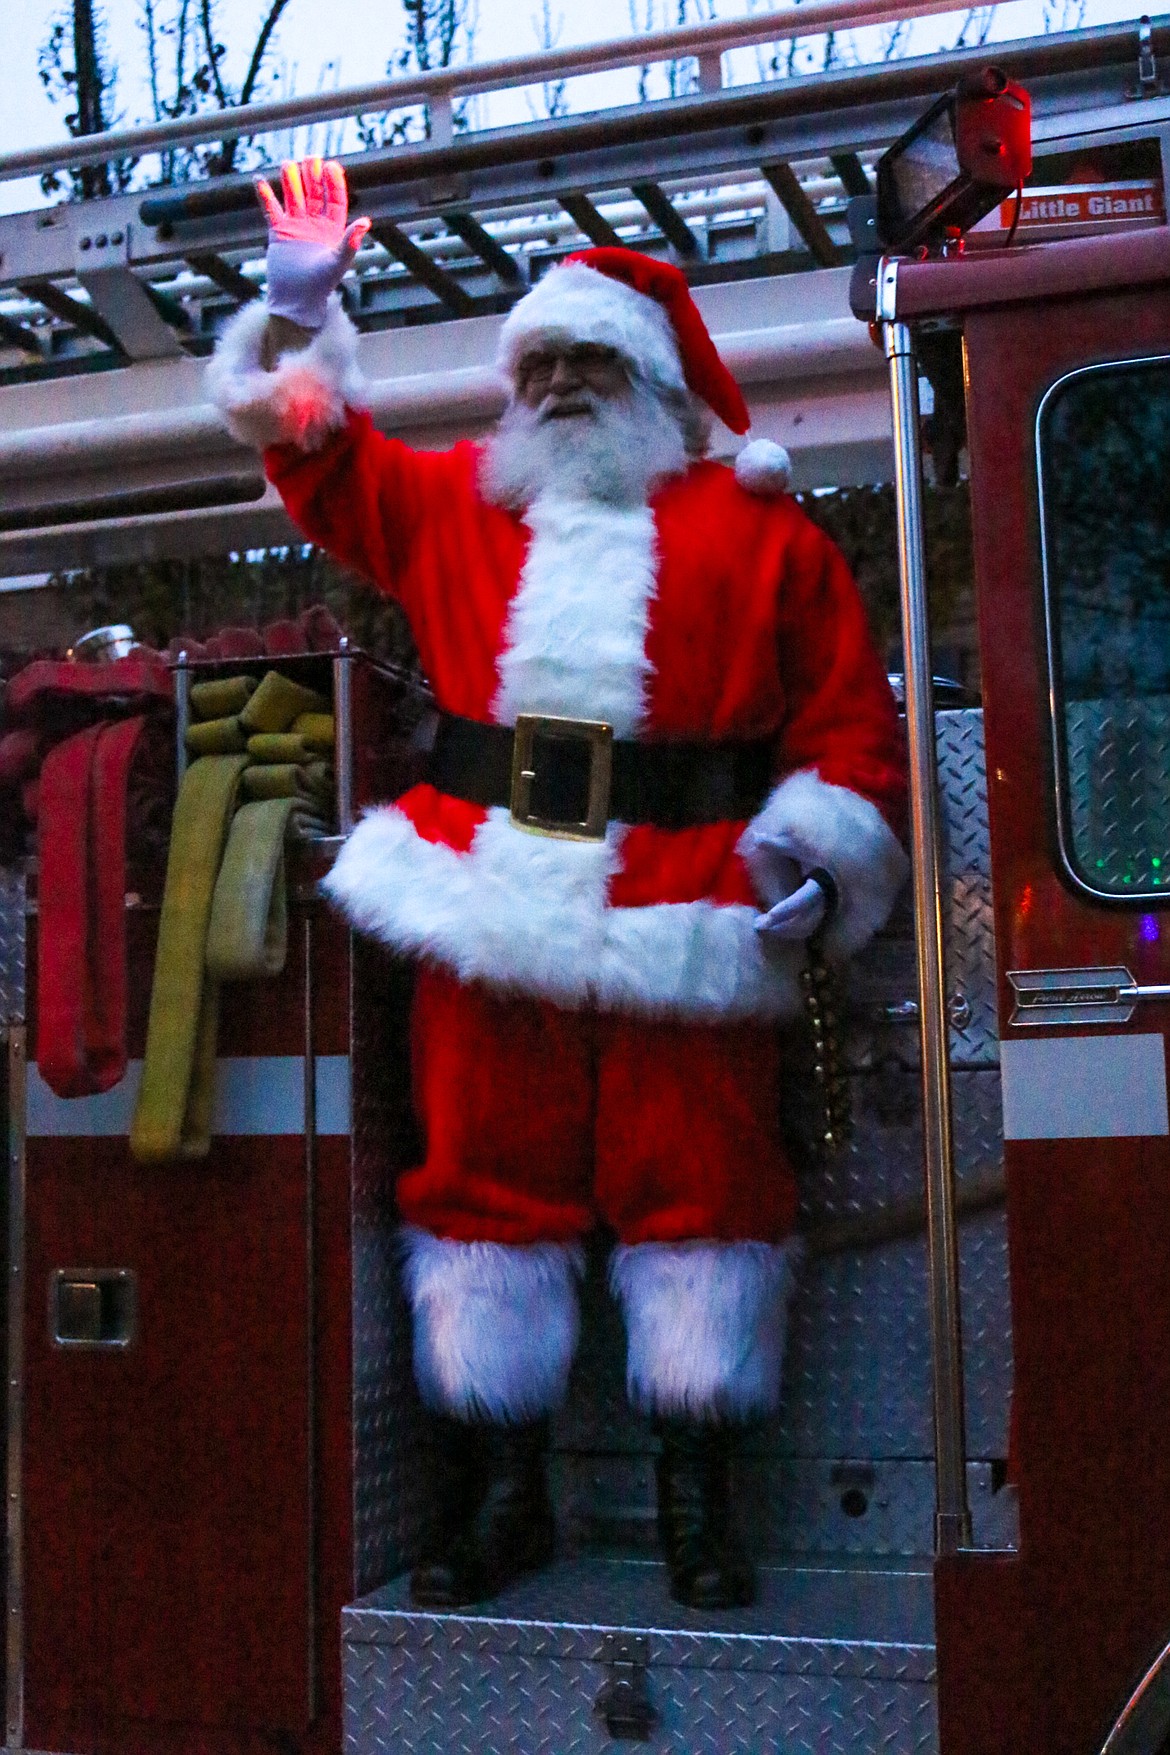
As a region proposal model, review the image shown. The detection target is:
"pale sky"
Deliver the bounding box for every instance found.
[0,0,1149,214]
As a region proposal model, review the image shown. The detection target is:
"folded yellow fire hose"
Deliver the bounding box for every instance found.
[240,670,327,734]
[130,753,249,1163]
[189,674,256,719]
[241,760,333,805]
[129,672,335,1163]
[206,798,300,980]
[185,716,248,756]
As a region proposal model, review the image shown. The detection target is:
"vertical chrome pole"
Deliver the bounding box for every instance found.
[881,262,972,1556]
[303,913,318,1720]
[173,649,191,785]
[333,640,354,837]
[6,1024,27,1749]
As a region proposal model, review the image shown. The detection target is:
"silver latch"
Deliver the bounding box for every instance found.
[51,1268,136,1348]
[595,1633,656,1742]
[1007,966,1170,1026]
[873,991,972,1030]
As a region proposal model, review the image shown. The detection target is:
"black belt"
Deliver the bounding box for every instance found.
[426,711,774,839]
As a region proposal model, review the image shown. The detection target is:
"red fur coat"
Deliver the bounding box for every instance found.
[213,302,907,1023]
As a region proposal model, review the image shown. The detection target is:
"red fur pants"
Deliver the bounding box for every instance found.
[397,965,798,1247]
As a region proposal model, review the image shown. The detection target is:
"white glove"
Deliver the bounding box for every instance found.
[745,833,836,944]
[254,156,371,331]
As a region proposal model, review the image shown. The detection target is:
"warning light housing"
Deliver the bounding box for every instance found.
[875,67,1033,253]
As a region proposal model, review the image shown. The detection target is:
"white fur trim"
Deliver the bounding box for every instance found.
[498,262,684,395]
[493,494,657,735]
[401,1227,583,1420]
[739,769,908,961]
[322,802,806,1022]
[734,439,792,495]
[205,296,365,452]
[610,1238,800,1419]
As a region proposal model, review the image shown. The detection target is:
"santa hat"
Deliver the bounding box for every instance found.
[497,246,791,495]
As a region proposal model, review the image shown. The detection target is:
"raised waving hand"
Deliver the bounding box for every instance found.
[254,157,371,331]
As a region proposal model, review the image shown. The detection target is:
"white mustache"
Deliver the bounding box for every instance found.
[481,377,689,509]
[537,388,600,421]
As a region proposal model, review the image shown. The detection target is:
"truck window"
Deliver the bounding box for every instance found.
[1039,356,1170,898]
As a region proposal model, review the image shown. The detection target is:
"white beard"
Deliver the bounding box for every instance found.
[480,379,690,510]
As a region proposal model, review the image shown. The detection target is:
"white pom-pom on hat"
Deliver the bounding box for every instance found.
[734,438,792,496]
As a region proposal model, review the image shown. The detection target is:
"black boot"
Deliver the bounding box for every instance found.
[654,1417,756,1610]
[410,1415,556,1608]
[410,1414,483,1607]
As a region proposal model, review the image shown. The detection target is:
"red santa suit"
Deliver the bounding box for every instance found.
[208,258,907,1427]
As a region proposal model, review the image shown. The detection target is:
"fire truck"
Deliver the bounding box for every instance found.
[0,7,1168,1752]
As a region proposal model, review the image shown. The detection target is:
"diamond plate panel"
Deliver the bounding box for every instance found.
[779,1219,1009,1464]
[780,1072,1010,1467]
[760,1458,1017,1556]
[937,709,991,881]
[351,944,430,1595]
[0,867,26,1024]
[558,1071,1010,1473]
[555,1067,1010,1555]
[351,1555,936,1655]
[1064,697,1170,893]
[556,1452,1015,1558]
[344,1645,937,1755]
[340,709,1006,1752]
[846,710,997,1073]
[793,1064,1004,1227]
[343,1562,937,1755]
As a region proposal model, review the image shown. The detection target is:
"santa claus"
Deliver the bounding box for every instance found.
[208,158,907,1612]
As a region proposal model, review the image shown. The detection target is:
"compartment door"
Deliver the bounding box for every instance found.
[964,284,1170,1754]
[20,914,315,1752]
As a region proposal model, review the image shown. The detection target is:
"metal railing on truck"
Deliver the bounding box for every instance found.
[0,8,1164,371]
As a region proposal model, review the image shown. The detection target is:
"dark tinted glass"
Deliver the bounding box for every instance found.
[1040,358,1170,895]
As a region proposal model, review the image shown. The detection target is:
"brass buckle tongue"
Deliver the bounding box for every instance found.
[510,713,614,841]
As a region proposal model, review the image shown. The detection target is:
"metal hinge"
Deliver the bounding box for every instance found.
[875,255,899,323]
[74,221,185,359]
[1007,966,1170,1026]
[1135,15,1162,96]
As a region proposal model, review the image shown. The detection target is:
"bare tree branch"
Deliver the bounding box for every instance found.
[200,0,230,108]
[240,0,295,108]
[528,0,568,120]
[175,0,190,107]
[141,0,163,120]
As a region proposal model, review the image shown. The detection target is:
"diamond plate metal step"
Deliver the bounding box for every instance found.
[343,1557,938,1755]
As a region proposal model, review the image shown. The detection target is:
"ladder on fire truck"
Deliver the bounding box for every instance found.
[1,10,1169,1755]
[0,7,1167,569]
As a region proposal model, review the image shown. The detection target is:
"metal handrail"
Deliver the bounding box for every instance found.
[0,310,877,479]
[0,0,1026,186]
[878,258,973,1556]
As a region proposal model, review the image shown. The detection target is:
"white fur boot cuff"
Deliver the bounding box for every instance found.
[609,1238,800,1420]
[400,1228,584,1422]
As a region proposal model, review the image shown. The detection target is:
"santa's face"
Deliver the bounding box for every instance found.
[482,342,689,512]
[513,342,632,421]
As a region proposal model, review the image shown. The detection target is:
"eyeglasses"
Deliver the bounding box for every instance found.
[515,343,629,392]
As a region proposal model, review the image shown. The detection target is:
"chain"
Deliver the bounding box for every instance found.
[798,927,852,1158]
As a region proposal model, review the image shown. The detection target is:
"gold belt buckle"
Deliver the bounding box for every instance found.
[510,713,614,841]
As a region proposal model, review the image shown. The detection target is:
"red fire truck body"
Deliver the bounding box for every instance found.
[900,227,1170,1755]
[1,17,1169,1754]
